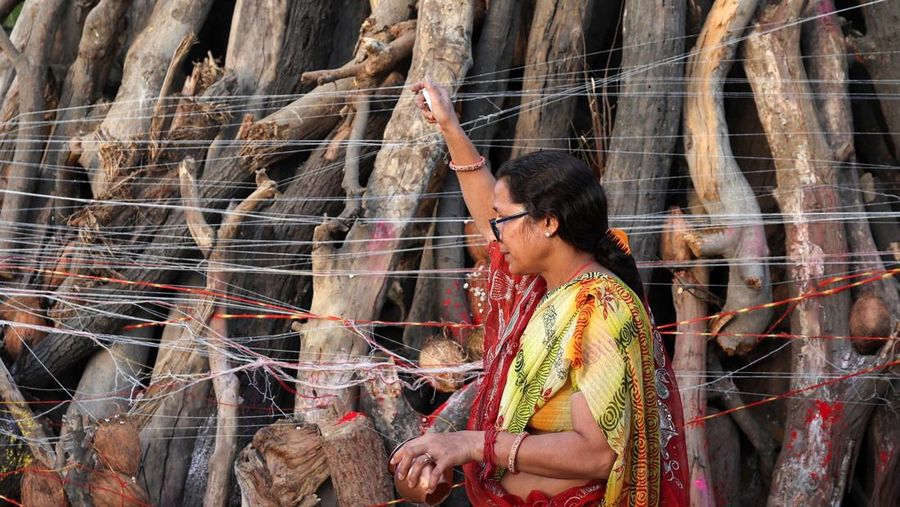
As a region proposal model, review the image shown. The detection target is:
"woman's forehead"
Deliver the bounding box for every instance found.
[492,179,515,210]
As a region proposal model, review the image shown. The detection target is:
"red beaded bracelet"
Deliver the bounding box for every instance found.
[449,155,486,172]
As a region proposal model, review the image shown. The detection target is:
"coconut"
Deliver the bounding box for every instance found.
[465,327,485,361]
[21,471,69,507]
[93,418,142,476]
[849,293,892,355]
[88,470,150,507]
[419,337,467,392]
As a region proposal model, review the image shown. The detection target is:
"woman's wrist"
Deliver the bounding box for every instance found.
[468,430,485,463]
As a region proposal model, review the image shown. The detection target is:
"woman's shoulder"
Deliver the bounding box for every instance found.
[576,273,649,325]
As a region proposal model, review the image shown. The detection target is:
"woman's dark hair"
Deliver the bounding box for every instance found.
[496,151,645,298]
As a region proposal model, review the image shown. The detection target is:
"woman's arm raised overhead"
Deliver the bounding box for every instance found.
[411,79,497,243]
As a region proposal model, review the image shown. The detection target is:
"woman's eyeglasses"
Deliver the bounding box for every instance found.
[489,211,528,241]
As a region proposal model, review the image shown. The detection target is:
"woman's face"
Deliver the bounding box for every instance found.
[492,179,545,275]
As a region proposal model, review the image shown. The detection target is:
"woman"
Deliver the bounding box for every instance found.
[389,80,689,506]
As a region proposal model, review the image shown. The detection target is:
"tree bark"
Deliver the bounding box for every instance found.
[744,1,896,503]
[664,208,715,507]
[77,0,214,196]
[682,0,772,355]
[319,414,394,507]
[0,0,65,261]
[603,0,685,270]
[234,420,328,507]
[293,0,475,422]
[510,0,595,157]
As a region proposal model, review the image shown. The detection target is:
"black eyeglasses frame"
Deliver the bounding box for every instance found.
[489,210,529,241]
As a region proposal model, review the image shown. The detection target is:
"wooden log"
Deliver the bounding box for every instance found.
[0,0,66,260]
[318,413,393,507]
[744,1,897,502]
[664,208,715,507]
[77,0,214,195]
[510,0,594,157]
[864,390,900,506]
[801,0,899,348]
[44,0,131,220]
[682,0,772,355]
[293,0,474,422]
[603,0,685,269]
[360,361,422,454]
[705,407,741,507]
[131,168,276,505]
[239,0,416,171]
[706,353,778,480]
[203,173,278,507]
[234,420,328,507]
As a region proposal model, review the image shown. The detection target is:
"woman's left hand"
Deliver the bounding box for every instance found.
[389,430,479,493]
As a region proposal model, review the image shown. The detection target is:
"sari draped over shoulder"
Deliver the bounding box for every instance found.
[464,241,689,507]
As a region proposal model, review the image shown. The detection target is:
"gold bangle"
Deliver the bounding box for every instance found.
[507,431,529,474]
[449,155,486,172]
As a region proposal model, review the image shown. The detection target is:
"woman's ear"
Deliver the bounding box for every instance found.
[544,216,559,237]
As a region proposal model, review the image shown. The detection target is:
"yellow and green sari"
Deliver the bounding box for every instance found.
[494,272,661,506]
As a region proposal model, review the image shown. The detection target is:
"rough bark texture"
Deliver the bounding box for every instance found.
[318,414,393,507]
[293,0,474,422]
[664,208,715,507]
[234,420,328,507]
[683,0,772,355]
[510,0,594,157]
[77,0,215,196]
[603,0,685,269]
[0,0,65,259]
[744,1,895,503]
[802,0,899,321]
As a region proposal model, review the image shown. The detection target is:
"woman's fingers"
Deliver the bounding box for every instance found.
[426,461,446,494]
[406,455,431,488]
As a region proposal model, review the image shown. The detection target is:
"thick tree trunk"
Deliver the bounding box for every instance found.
[319,414,394,507]
[510,0,595,157]
[682,0,772,355]
[744,1,895,503]
[293,0,475,422]
[664,208,715,507]
[603,0,685,269]
[801,0,899,322]
[0,0,65,260]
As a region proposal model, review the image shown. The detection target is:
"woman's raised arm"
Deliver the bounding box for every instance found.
[411,80,497,243]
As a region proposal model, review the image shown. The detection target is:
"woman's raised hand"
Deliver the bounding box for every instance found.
[411,79,458,134]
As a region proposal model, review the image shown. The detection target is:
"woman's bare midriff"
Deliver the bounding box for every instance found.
[498,427,593,498]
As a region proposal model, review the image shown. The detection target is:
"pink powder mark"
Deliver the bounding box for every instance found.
[802,400,845,475]
[336,411,364,425]
[694,478,708,491]
[877,451,891,473]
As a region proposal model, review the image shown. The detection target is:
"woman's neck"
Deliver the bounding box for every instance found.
[541,251,600,292]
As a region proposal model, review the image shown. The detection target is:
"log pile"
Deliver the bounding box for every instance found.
[0,0,895,505]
